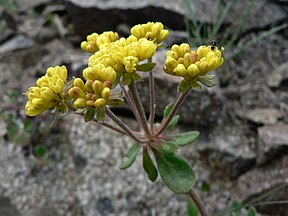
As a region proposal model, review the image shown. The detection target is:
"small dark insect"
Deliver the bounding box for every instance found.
[209,39,220,51]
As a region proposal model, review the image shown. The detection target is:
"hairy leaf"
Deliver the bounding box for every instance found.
[120,142,139,169]
[143,147,158,182]
[170,131,200,146]
[163,102,175,119]
[153,150,195,194]
[136,63,156,72]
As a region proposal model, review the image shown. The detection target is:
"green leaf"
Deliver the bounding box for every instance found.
[177,79,191,93]
[136,63,156,72]
[35,146,46,157]
[96,107,105,123]
[228,201,242,216]
[130,72,143,81]
[122,73,132,85]
[191,80,201,89]
[84,108,95,122]
[153,150,196,194]
[247,207,256,216]
[187,197,199,216]
[120,142,139,169]
[163,102,174,119]
[159,142,179,154]
[166,115,179,130]
[106,98,125,107]
[24,120,32,134]
[197,77,216,87]
[143,147,158,182]
[170,131,200,146]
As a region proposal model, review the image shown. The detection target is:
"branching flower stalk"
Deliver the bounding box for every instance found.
[155,89,190,136]
[148,57,155,134]
[128,80,152,139]
[105,107,146,143]
[24,21,224,216]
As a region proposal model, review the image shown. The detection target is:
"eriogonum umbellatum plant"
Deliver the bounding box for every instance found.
[24,22,224,215]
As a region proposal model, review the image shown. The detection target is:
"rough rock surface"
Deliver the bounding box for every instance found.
[196,125,256,178]
[234,155,288,215]
[237,108,283,125]
[257,122,288,164]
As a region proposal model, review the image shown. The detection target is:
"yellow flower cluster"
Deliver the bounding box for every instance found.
[164,43,224,87]
[87,35,157,84]
[81,31,119,53]
[131,22,169,44]
[25,66,68,116]
[69,78,112,109]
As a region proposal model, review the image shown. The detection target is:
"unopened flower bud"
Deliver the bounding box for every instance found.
[69,87,86,99]
[92,80,103,95]
[196,61,209,76]
[187,64,200,78]
[86,100,95,107]
[94,98,106,108]
[73,78,85,91]
[80,41,88,51]
[102,66,116,81]
[191,51,197,63]
[180,43,190,56]
[85,80,94,93]
[151,22,162,38]
[74,98,86,109]
[178,57,184,64]
[83,67,97,81]
[155,29,169,44]
[166,51,178,59]
[103,80,112,88]
[183,53,193,68]
[171,45,181,57]
[101,87,111,100]
[173,64,187,76]
[164,57,178,74]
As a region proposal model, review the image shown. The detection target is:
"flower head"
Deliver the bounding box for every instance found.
[164,43,224,89]
[131,22,169,44]
[81,31,119,53]
[25,66,68,116]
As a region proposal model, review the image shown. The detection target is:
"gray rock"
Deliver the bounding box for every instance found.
[234,155,288,216]
[230,0,288,32]
[32,206,59,216]
[66,0,186,36]
[257,122,288,164]
[267,62,288,88]
[0,197,22,216]
[0,35,34,54]
[90,197,114,216]
[237,108,283,125]
[196,125,256,178]
[73,154,88,172]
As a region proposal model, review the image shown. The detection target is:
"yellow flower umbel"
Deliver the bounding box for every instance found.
[164,43,224,91]
[69,78,113,109]
[131,22,169,44]
[25,65,68,116]
[87,36,157,85]
[81,31,119,53]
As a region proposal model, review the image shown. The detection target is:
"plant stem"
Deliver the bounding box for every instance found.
[128,80,152,139]
[155,90,190,136]
[74,110,128,136]
[120,81,142,124]
[148,57,155,134]
[105,107,146,143]
[188,188,209,216]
